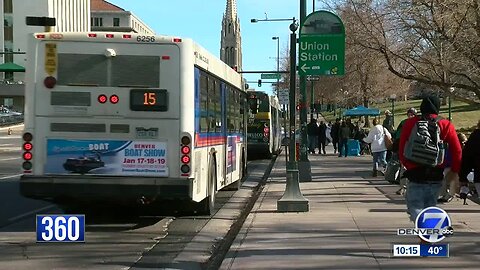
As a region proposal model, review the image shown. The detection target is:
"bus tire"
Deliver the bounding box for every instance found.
[196,159,216,215]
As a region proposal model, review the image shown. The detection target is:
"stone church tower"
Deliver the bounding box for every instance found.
[220,0,242,72]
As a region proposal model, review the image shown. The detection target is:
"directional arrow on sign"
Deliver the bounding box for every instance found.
[300,63,310,73]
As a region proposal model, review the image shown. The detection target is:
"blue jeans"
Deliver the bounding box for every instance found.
[405,181,442,222]
[372,151,387,171]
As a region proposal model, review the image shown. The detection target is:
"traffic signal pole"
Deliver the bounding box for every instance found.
[298,0,312,182]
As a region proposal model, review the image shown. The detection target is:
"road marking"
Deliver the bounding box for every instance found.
[0,157,21,161]
[8,205,55,223]
[0,174,22,180]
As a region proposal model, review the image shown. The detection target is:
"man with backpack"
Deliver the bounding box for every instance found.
[398,96,462,223]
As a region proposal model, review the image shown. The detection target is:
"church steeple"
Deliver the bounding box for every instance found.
[220,0,242,72]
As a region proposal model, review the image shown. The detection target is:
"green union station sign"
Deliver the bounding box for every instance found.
[299,11,345,76]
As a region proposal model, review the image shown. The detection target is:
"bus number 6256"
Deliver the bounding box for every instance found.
[137,36,155,42]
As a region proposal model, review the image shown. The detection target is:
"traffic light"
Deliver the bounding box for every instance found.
[257,79,262,87]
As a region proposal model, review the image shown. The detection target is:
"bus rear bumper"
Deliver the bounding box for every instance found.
[19,175,191,203]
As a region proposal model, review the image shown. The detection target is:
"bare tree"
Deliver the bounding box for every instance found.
[333,0,480,104]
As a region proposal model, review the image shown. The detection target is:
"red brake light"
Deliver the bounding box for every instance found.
[88,33,97,38]
[23,142,33,151]
[98,94,107,104]
[161,55,171,60]
[110,95,119,104]
[173,38,182,43]
[23,152,33,160]
[181,146,190,155]
[264,127,270,133]
[181,155,190,164]
[122,34,132,39]
[44,76,57,89]
[106,34,114,38]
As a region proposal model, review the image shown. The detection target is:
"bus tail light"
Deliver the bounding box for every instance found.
[23,142,33,151]
[122,34,132,39]
[110,95,119,104]
[180,135,191,176]
[44,76,57,88]
[22,132,33,172]
[173,38,182,43]
[98,94,107,104]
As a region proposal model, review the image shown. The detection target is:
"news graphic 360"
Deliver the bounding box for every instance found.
[394,207,453,257]
[36,215,85,242]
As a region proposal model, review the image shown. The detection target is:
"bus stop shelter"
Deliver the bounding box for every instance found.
[343,105,380,117]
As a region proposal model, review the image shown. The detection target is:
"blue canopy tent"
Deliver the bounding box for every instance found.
[343,105,380,117]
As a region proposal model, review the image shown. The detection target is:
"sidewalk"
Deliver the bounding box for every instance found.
[220,146,480,269]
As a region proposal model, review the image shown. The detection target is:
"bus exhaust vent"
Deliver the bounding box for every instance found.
[110,124,130,133]
[51,123,106,132]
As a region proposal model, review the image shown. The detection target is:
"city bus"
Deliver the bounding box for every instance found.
[19,32,247,215]
[246,91,282,158]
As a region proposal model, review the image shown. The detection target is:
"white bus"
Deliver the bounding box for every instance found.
[20,32,248,215]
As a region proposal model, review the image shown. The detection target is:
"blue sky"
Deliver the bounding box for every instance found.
[107,0,319,94]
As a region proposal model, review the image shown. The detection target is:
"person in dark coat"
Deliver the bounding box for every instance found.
[317,121,327,155]
[330,118,340,154]
[459,120,480,196]
[338,120,351,157]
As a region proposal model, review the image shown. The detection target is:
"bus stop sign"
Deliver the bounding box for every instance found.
[299,11,345,76]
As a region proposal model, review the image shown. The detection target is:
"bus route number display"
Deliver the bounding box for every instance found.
[130,89,168,111]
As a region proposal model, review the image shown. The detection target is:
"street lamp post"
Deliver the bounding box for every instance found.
[448,87,454,121]
[273,36,288,163]
[390,94,397,127]
[251,16,308,212]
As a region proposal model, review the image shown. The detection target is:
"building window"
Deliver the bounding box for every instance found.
[113,18,120,26]
[93,17,103,27]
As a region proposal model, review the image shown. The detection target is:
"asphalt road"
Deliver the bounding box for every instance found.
[0,125,273,269]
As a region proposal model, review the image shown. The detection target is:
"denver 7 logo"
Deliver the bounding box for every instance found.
[416,207,452,243]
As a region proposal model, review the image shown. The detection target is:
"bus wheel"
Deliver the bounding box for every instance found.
[196,160,216,215]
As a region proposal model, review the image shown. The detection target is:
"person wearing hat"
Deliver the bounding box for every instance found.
[398,95,462,224]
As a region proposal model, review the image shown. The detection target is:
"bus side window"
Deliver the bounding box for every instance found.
[200,72,209,133]
[214,79,222,133]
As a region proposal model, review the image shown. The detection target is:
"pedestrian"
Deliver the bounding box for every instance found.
[363,118,391,177]
[331,118,340,154]
[317,121,327,155]
[307,118,318,154]
[393,108,417,195]
[338,120,351,157]
[399,95,462,224]
[383,110,395,134]
[459,120,480,198]
[326,121,333,146]
[438,132,468,203]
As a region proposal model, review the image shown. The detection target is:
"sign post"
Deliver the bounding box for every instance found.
[297,8,345,182]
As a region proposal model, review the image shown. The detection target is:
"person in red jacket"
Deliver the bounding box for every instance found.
[399,95,462,222]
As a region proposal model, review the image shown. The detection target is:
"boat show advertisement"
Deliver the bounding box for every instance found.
[45,139,168,176]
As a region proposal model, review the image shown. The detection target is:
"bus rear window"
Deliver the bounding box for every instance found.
[57,54,160,88]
